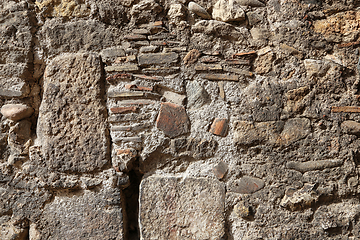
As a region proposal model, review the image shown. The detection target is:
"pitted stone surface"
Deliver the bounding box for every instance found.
[37,53,109,173]
[139,176,225,240]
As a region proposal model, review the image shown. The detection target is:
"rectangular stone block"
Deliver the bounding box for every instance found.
[139,176,225,240]
[138,52,178,66]
[37,53,109,173]
[38,188,125,240]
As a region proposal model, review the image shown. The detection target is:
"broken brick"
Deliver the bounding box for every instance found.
[210,118,228,136]
[331,106,360,113]
[124,34,147,41]
[156,102,190,138]
[110,106,138,114]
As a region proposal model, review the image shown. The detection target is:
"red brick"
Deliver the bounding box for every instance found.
[116,149,137,157]
[110,106,138,114]
[209,118,228,136]
[156,102,190,138]
[125,84,153,91]
[331,106,360,113]
[232,50,257,57]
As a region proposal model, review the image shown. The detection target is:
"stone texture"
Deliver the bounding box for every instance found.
[139,176,225,240]
[192,20,247,41]
[332,106,360,113]
[227,176,265,194]
[37,53,109,173]
[105,64,140,72]
[1,104,34,121]
[188,2,211,20]
[138,52,178,66]
[37,188,125,240]
[156,102,190,138]
[213,0,246,22]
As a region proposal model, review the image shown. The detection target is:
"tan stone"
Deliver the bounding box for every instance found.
[213,0,246,22]
[313,11,360,36]
[1,104,34,121]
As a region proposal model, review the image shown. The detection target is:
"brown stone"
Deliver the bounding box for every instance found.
[227,176,265,194]
[218,81,225,100]
[232,50,257,57]
[210,118,228,136]
[138,52,178,66]
[212,161,228,179]
[195,64,222,71]
[110,106,138,114]
[150,41,168,46]
[133,29,151,35]
[105,64,139,72]
[132,74,163,81]
[1,104,34,121]
[331,106,360,113]
[341,120,360,134]
[156,102,190,138]
[124,34,147,41]
[225,59,251,65]
[202,74,239,81]
[183,49,201,65]
[106,73,133,83]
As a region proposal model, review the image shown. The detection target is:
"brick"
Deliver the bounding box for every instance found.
[209,118,228,136]
[225,59,251,65]
[156,102,190,138]
[163,47,187,53]
[139,45,159,53]
[341,120,360,134]
[113,136,142,143]
[195,64,222,71]
[105,64,139,72]
[331,106,360,113]
[212,161,228,179]
[133,41,150,47]
[116,99,155,106]
[142,67,180,74]
[148,33,168,40]
[138,52,178,66]
[108,113,152,122]
[133,29,151,35]
[132,74,164,81]
[218,81,225,99]
[107,91,145,98]
[139,176,225,240]
[225,67,254,77]
[150,41,168,46]
[338,41,360,48]
[106,73,133,83]
[110,106,138,114]
[183,49,201,65]
[202,74,239,81]
[116,149,137,156]
[227,176,265,194]
[124,34,147,41]
[232,50,257,57]
[125,84,153,91]
[200,56,220,63]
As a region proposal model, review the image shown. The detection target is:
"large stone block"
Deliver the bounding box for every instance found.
[139,176,225,240]
[37,53,109,173]
[37,188,125,240]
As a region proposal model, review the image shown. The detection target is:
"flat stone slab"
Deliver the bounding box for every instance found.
[38,188,125,239]
[139,176,225,240]
[1,104,34,121]
[138,52,178,66]
[227,176,265,194]
[37,53,109,173]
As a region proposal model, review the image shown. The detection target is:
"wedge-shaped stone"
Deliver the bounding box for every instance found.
[38,53,109,173]
[138,52,178,66]
[139,176,225,240]
[286,159,343,173]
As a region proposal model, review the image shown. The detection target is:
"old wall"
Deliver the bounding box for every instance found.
[1,0,360,239]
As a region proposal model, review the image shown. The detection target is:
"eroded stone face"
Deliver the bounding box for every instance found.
[37,53,109,173]
[139,176,225,240]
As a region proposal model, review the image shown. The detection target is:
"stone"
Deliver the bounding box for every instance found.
[218,81,225,99]
[138,52,178,66]
[278,118,311,145]
[100,47,125,64]
[37,53,109,173]
[212,0,246,22]
[114,148,138,172]
[280,44,302,59]
[236,0,265,7]
[183,49,201,65]
[125,84,153,91]
[186,81,210,110]
[168,3,187,23]
[0,220,27,240]
[226,59,251,65]
[202,74,239,81]
[225,67,254,77]
[133,28,151,35]
[192,20,247,41]
[213,161,228,179]
[0,78,30,98]
[195,64,222,71]
[124,34,147,41]
[280,183,319,211]
[139,45,159,53]
[210,118,228,136]
[106,73,133,84]
[107,91,146,98]
[286,159,343,173]
[38,188,125,239]
[105,64,140,72]
[156,102,190,138]
[113,136,142,143]
[110,106,138,114]
[130,0,163,24]
[8,120,32,158]
[139,176,225,240]
[163,91,186,105]
[1,104,34,121]
[332,106,360,113]
[109,113,152,122]
[148,33,170,40]
[313,11,360,36]
[234,201,252,218]
[303,59,330,77]
[341,120,360,134]
[227,176,265,194]
[188,2,211,20]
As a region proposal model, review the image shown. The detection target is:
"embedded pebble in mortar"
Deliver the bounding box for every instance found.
[188,2,211,19]
[1,104,34,121]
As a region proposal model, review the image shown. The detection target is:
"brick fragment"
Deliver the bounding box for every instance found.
[110,106,138,114]
[105,64,139,72]
[106,73,132,83]
[156,102,190,138]
[202,74,239,81]
[195,64,222,71]
[209,118,228,136]
[125,84,153,91]
[227,176,265,194]
[138,52,178,66]
[124,34,147,41]
[331,106,360,113]
[232,50,257,57]
[225,59,251,65]
[183,49,201,65]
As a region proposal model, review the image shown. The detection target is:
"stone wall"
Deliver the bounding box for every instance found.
[1,0,360,239]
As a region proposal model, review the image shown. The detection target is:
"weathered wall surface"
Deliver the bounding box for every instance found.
[1,0,360,239]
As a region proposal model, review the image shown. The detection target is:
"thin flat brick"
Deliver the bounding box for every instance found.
[132,74,163,81]
[225,59,251,65]
[233,50,257,57]
[150,41,168,46]
[105,64,139,72]
[108,113,151,122]
[138,52,178,66]
[125,84,153,91]
[133,29,151,35]
[106,73,132,83]
[331,106,360,113]
[113,136,142,143]
[108,91,145,98]
[148,33,168,40]
[124,34,147,41]
[225,67,254,77]
[110,106,138,114]
[202,74,239,81]
[156,102,190,138]
[201,56,220,63]
[209,118,228,136]
[195,64,222,71]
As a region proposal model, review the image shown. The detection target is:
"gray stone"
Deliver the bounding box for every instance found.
[192,20,247,41]
[130,0,163,24]
[37,53,109,173]
[213,161,228,179]
[188,2,211,19]
[168,3,187,23]
[1,104,34,121]
[0,78,30,98]
[341,120,360,134]
[286,159,343,173]
[280,183,319,211]
[38,188,125,240]
[227,176,265,194]
[139,45,159,53]
[139,176,225,240]
[303,59,330,77]
[138,52,178,66]
[105,64,139,72]
[100,47,125,64]
[163,91,186,105]
[213,0,246,22]
[236,0,265,7]
[278,118,311,145]
[186,81,210,110]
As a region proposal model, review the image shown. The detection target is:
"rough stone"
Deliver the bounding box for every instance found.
[38,188,125,239]
[341,121,360,134]
[183,49,201,65]
[227,176,265,194]
[100,47,125,64]
[156,102,190,138]
[1,104,34,121]
[212,0,246,22]
[192,20,247,41]
[37,53,109,173]
[332,106,360,113]
[234,201,252,218]
[188,2,211,20]
[163,91,186,105]
[0,78,30,98]
[278,118,311,145]
[209,118,228,136]
[138,52,178,66]
[130,0,163,24]
[212,161,228,179]
[236,0,265,7]
[139,176,225,240]
[286,159,343,173]
[105,64,139,72]
[280,183,319,211]
[202,74,239,81]
[186,81,210,110]
[303,59,330,77]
